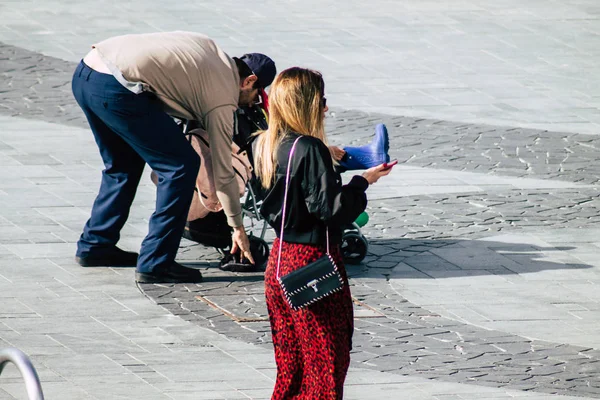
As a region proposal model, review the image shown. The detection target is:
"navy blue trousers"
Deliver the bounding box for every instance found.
[72,61,200,273]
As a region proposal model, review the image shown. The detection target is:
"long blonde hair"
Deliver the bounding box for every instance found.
[254,67,328,189]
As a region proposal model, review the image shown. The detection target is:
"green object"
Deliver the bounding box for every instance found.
[354,211,369,227]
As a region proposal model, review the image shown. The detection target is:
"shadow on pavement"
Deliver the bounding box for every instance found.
[343,237,591,279]
[177,236,591,282]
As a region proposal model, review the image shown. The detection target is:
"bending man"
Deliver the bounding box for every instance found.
[72,31,275,283]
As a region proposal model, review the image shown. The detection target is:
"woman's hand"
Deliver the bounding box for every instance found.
[329,146,346,161]
[361,162,396,185]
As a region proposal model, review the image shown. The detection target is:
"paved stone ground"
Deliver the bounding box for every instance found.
[140,184,600,397]
[143,277,600,397]
[1,0,599,135]
[2,41,600,185]
[5,116,596,400]
[1,1,600,399]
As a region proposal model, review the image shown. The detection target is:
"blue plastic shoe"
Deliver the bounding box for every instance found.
[339,123,390,171]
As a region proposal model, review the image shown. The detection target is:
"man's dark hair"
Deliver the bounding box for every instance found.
[234,57,258,88]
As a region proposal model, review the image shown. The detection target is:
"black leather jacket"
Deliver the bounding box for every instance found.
[259,133,368,246]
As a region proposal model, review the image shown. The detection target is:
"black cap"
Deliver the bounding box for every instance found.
[239,53,276,89]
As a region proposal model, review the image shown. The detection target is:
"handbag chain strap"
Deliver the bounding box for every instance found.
[276,136,330,280]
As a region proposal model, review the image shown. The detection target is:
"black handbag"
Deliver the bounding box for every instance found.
[276,136,344,310]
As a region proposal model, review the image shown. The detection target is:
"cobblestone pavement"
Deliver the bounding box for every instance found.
[1,0,600,135]
[139,186,600,398]
[2,31,600,399]
[141,276,600,398]
[328,114,600,186]
[2,41,600,185]
[0,42,83,128]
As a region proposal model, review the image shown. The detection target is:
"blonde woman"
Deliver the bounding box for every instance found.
[255,67,394,399]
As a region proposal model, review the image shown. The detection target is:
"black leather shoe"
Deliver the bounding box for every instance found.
[135,262,203,283]
[76,247,138,267]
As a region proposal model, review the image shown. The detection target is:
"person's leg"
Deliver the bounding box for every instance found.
[72,62,199,274]
[72,62,144,264]
[291,248,354,399]
[264,239,303,399]
[95,96,199,274]
[295,292,353,399]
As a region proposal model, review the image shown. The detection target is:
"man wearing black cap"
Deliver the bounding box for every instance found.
[71,31,276,283]
[234,53,277,96]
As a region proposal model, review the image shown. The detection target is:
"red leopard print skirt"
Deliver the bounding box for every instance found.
[265,239,354,400]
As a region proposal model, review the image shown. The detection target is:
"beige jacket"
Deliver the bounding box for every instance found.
[93,31,243,227]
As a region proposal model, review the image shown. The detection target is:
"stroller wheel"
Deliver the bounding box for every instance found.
[341,231,368,265]
[249,235,270,269]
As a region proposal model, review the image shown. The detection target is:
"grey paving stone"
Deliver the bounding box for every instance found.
[2,3,600,397]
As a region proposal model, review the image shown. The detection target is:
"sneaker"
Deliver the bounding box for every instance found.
[76,247,138,267]
[135,261,203,283]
